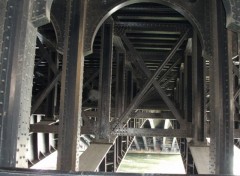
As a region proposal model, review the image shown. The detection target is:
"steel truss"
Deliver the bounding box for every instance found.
[0,0,240,175]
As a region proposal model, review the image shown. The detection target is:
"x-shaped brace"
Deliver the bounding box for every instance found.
[112,29,190,130]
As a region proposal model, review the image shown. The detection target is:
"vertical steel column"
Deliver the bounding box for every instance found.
[204,59,210,140]
[115,52,125,119]
[53,53,61,116]
[184,55,192,122]
[0,0,7,55]
[238,33,240,129]
[45,51,56,118]
[0,0,38,168]
[192,31,204,143]
[179,64,184,111]
[209,0,234,174]
[96,21,113,140]
[57,0,87,171]
[176,78,180,105]
[125,70,133,107]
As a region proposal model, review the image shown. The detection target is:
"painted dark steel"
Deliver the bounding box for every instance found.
[115,52,125,119]
[31,72,61,114]
[57,0,87,171]
[0,0,239,174]
[96,21,114,140]
[192,30,205,143]
[114,128,192,137]
[209,0,234,174]
[84,0,210,58]
[0,0,52,168]
[183,54,192,122]
[113,31,189,129]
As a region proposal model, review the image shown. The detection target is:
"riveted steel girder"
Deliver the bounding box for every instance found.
[57,0,87,171]
[96,21,114,140]
[111,31,189,130]
[0,0,52,168]
[192,30,205,143]
[115,52,125,119]
[209,0,234,174]
[114,128,192,137]
[114,22,190,36]
[84,0,211,59]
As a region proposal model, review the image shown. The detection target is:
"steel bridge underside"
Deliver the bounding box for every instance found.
[0,0,240,175]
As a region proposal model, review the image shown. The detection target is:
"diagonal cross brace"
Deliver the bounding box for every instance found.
[31,71,62,114]
[123,31,189,124]
[125,36,184,124]
[112,30,189,130]
[83,70,99,89]
[37,38,58,74]
[139,58,181,104]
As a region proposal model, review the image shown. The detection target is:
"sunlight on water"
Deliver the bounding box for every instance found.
[234,146,240,175]
[31,151,57,170]
[30,146,240,175]
[118,153,186,174]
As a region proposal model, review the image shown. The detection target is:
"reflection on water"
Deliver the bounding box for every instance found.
[118,153,186,174]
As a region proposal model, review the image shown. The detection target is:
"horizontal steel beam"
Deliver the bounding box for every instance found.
[29,123,240,139]
[115,22,190,33]
[30,124,58,133]
[131,111,175,119]
[83,110,174,119]
[83,103,171,113]
[30,120,58,133]
[114,128,192,137]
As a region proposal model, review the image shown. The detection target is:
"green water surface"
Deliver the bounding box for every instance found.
[118,153,186,174]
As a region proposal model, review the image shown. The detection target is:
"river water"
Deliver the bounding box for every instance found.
[118,153,186,174]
